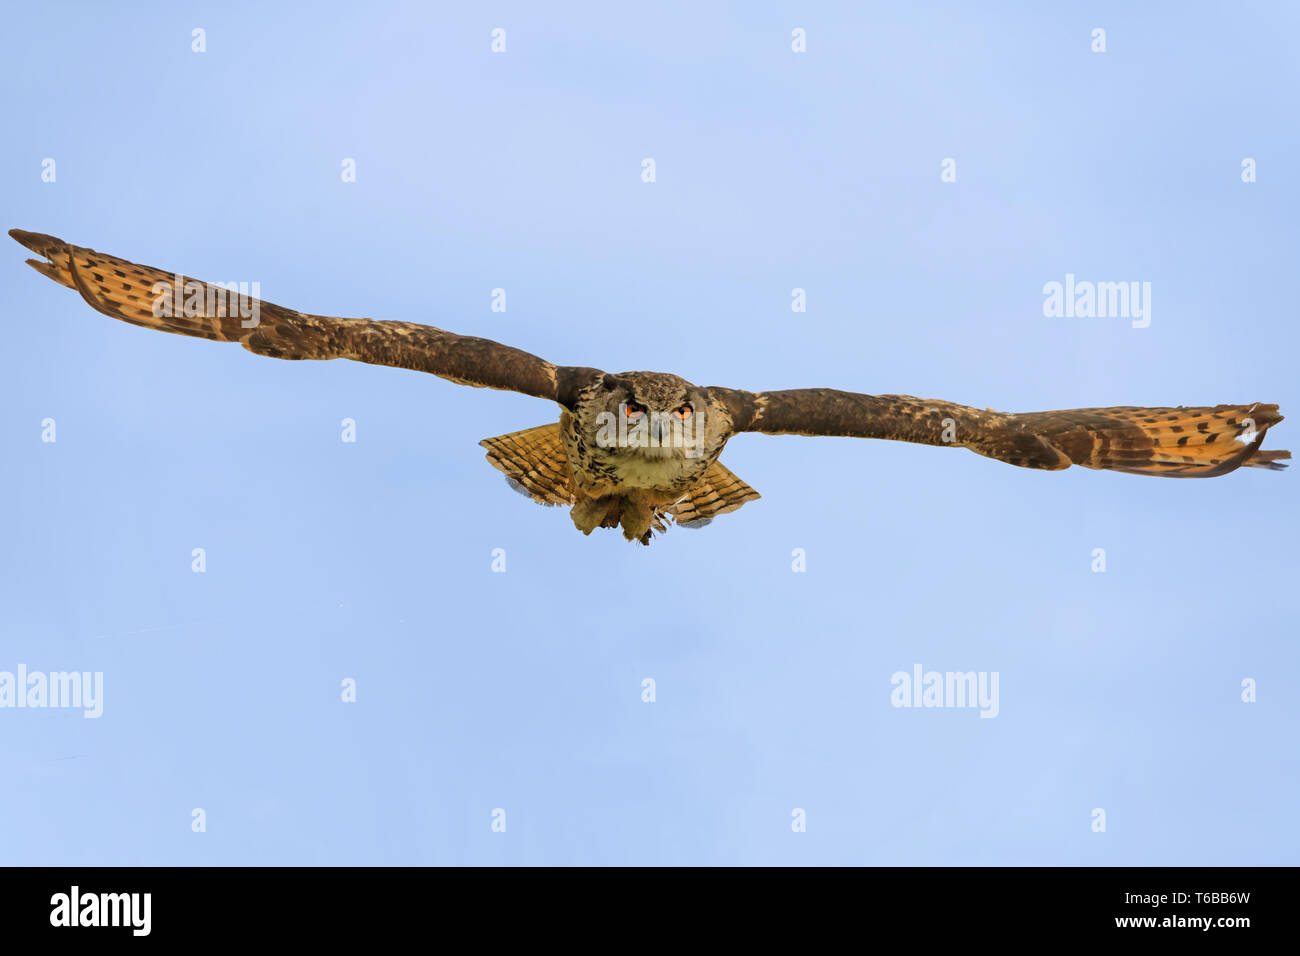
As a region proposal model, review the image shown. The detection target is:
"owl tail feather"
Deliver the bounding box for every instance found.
[481,422,762,542]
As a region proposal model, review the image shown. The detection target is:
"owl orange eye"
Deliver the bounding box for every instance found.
[624,402,646,419]
[673,404,693,420]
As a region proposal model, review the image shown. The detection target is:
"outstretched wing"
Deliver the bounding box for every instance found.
[709,387,1288,478]
[10,229,601,408]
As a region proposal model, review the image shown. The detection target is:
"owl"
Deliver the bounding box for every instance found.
[11,229,1288,544]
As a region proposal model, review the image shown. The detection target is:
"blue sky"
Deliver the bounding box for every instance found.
[1,1,1296,865]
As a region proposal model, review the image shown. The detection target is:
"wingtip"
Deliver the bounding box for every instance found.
[9,228,65,258]
[1247,402,1283,428]
[22,257,56,278]
[1248,448,1290,471]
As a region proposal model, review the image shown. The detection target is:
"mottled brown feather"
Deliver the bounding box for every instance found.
[713,388,1288,478]
[664,461,761,526]
[10,228,600,408]
[480,424,762,530]
[480,424,576,506]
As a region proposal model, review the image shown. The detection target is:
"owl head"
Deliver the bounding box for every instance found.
[592,371,711,456]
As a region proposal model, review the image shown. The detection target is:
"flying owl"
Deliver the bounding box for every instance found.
[10,229,1288,544]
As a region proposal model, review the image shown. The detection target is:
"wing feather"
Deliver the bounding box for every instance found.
[710,386,1288,478]
[10,229,601,408]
